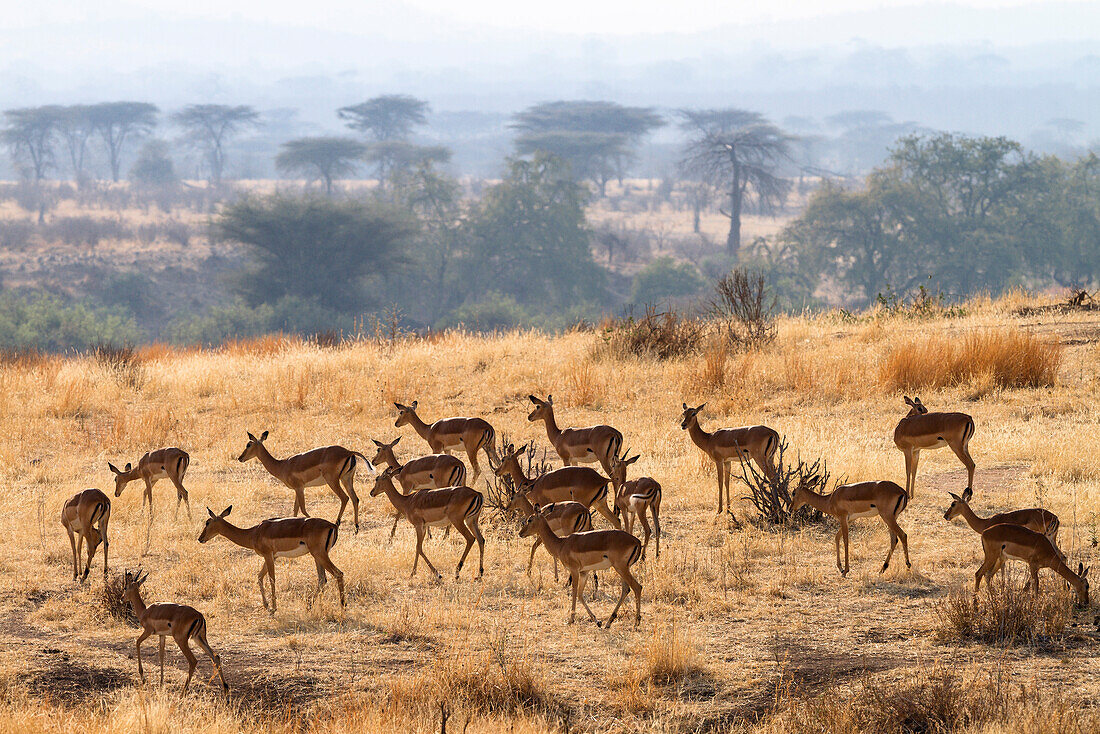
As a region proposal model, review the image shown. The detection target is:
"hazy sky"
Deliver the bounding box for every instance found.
[5,0,1092,34]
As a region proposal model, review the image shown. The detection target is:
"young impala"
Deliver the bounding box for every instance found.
[505,489,594,581]
[609,452,662,560]
[122,570,229,696]
[944,487,1060,547]
[108,447,190,520]
[371,436,467,539]
[198,506,345,611]
[894,396,976,497]
[791,480,911,576]
[370,467,486,581]
[61,488,110,581]
[527,395,623,477]
[238,431,373,532]
[974,524,1089,606]
[393,401,498,483]
[679,403,779,513]
[519,512,643,629]
[492,442,620,528]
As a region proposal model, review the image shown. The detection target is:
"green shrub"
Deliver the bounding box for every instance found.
[630,257,703,304]
[0,291,140,352]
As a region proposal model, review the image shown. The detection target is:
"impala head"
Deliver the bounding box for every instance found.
[518,508,545,538]
[505,487,533,516]
[1076,563,1090,606]
[371,437,400,466]
[527,394,553,422]
[679,402,705,430]
[370,466,401,496]
[237,431,269,462]
[393,400,419,428]
[609,451,641,488]
[493,442,526,477]
[903,396,928,416]
[108,462,133,496]
[198,506,233,542]
[943,487,974,521]
[790,483,810,512]
[123,568,148,600]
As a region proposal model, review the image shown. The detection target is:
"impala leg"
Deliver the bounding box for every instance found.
[413,524,442,580]
[1029,562,1041,595]
[568,570,581,624]
[81,530,96,581]
[651,502,661,559]
[606,564,642,629]
[909,450,921,498]
[175,633,197,694]
[902,449,915,497]
[66,527,78,580]
[317,552,346,607]
[879,509,910,571]
[143,478,155,521]
[158,635,165,686]
[575,572,601,625]
[257,561,270,611]
[950,440,976,492]
[326,477,350,528]
[840,517,851,576]
[293,487,310,518]
[834,528,844,575]
[527,538,541,576]
[169,475,190,521]
[135,628,151,682]
[594,495,621,529]
[342,475,360,534]
[975,554,998,593]
[636,511,652,561]
[100,512,110,578]
[194,628,229,696]
[471,514,485,578]
[451,517,477,579]
[723,460,734,513]
[714,460,724,513]
[464,441,482,484]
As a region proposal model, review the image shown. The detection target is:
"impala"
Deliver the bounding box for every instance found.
[238,431,373,532]
[527,395,623,477]
[371,436,467,539]
[197,506,345,611]
[791,480,911,576]
[679,403,779,513]
[108,447,191,519]
[122,570,229,696]
[492,442,620,528]
[519,512,643,628]
[974,524,1089,606]
[894,396,976,497]
[61,488,110,581]
[944,487,1060,545]
[393,401,498,483]
[370,467,486,581]
[505,489,593,581]
[609,452,662,560]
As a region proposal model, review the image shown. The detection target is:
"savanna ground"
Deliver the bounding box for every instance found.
[1,293,1099,732]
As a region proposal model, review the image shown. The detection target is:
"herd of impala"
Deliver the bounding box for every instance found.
[58,393,1089,696]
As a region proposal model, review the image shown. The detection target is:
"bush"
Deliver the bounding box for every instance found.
[880,328,1062,391]
[630,256,704,304]
[595,305,706,360]
[735,439,830,527]
[934,577,1074,646]
[40,216,133,247]
[0,219,34,250]
[443,292,532,332]
[707,268,777,350]
[129,139,178,188]
[0,291,140,352]
[167,297,350,346]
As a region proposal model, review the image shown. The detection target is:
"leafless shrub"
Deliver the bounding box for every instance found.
[595,305,707,361]
[933,574,1075,646]
[308,330,346,349]
[93,343,145,389]
[708,268,777,350]
[735,439,830,527]
[163,219,192,247]
[99,572,138,625]
[0,220,35,250]
[484,436,553,515]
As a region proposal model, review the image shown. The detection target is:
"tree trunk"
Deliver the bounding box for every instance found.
[692,203,701,234]
[726,187,742,257]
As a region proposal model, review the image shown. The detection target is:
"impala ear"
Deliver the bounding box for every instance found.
[259,430,268,442]
[682,402,688,410]
[528,395,539,404]
[547,394,553,405]
[207,507,216,519]
[411,400,418,410]
[532,503,541,513]
[904,395,914,406]
[391,436,400,446]
[124,462,132,472]
[696,403,706,411]
[247,432,258,442]
[948,492,961,502]
[372,439,384,447]
[393,402,403,410]
[627,454,640,465]
[962,487,973,501]
[1082,566,1090,579]
[135,570,148,586]
[108,462,119,474]
[219,505,232,518]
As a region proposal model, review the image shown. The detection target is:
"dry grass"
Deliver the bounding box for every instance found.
[0,293,1098,732]
[934,574,1076,646]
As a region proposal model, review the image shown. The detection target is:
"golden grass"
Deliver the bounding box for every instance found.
[0,293,1098,732]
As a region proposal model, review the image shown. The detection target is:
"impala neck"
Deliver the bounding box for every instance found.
[121,466,142,482]
[126,588,148,620]
[377,479,409,513]
[796,487,833,515]
[538,408,562,446]
[213,518,263,552]
[253,443,287,478]
[405,411,433,441]
[957,503,991,533]
[511,492,536,518]
[529,516,565,558]
[377,448,402,470]
[686,417,713,452]
[502,458,532,486]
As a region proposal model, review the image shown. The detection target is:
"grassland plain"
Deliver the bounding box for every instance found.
[1,294,1099,732]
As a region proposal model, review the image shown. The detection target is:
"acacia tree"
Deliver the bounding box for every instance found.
[172,104,260,185]
[679,109,793,256]
[89,102,158,181]
[364,140,450,185]
[337,95,430,141]
[1,106,63,181]
[55,105,96,182]
[275,136,367,195]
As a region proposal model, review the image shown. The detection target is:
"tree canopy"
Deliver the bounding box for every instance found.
[275,136,367,194]
[337,95,430,141]
[172,104,260,184]
[88,102,158,182]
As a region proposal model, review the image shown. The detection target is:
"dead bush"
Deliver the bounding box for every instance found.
[736,439,830,527]
[880,328,1062,391]
[933,575,1075,646]
[485,437,554,515]
[99,572,138,625]
[595,305,707,360]
[708,268,776,350]
[93,342,145,389]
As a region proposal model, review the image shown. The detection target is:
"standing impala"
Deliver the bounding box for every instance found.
[944,487,1060,547]
[679,403,779,513]
[237,431,372,533]
[609,452,662,560]
[894,396,976,497]
[198,506,345,611]
[527,395,623,477]
[974,525,1089,606]
[791,480,911,576]
[122,570,229,696]
[371,436,467,539]
[108,447,191,520]
[393,401,498,483]
[369,467,485,581]
[61,488,110,581]
[505,488,594,582]
[519,512,643,628]
[492,442,620,528]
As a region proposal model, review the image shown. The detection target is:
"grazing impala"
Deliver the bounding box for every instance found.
[371,436,467,539]
[122,570,229,696]
[527,395,623,477]
[791,480,911,576]
[492,443,620,528]
[609,452,662,560]
[519,512,643,628]
[393,401,498,483]
[370,467,486,581]
[894,396,976,497]
[61,489,110,581]
[974,524,1089,606]
[505,489,594,581]
[198,506,345,611]
[108,448,191,519]
[238,431,372,532]
[944,487,1060,548]
[679,403,779,513]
